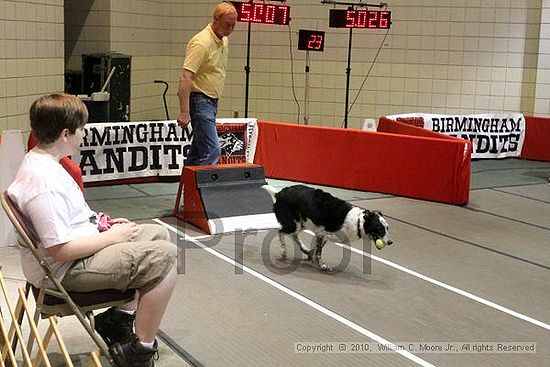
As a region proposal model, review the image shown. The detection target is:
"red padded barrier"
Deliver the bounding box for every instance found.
[254,120,471,205]
[378,116,457,140]
[521,116,550,161]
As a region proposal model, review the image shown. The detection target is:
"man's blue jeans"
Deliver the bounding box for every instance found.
[187,92,221,166]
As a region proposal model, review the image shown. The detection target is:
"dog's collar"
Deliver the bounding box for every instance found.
[357,217,362,239]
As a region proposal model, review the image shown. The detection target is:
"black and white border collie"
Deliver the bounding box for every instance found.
[263,184,393,271]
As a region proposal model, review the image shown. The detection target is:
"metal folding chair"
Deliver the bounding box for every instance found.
[1,191,136,364]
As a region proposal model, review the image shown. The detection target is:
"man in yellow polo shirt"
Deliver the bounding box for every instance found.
[177,2,238,165]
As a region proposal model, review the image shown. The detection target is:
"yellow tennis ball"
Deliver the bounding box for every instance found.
[375,239,386,250]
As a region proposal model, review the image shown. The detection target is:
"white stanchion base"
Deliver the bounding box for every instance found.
[362,118,378,131]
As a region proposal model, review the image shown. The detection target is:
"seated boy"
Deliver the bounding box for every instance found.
[8,93,177,367]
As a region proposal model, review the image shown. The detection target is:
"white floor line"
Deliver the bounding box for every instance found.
[184,230,270,241]
[153,218,436,367]
[189,234,211,240]
[182,227,549,331]
[333,241,550,331]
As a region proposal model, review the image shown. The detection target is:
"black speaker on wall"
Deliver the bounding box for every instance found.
[82,52,131,122]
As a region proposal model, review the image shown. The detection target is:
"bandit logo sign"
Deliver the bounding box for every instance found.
[216,123,247,164]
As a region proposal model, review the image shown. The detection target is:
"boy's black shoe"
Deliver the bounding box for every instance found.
[110,336,158,367]
[94,307,135,347]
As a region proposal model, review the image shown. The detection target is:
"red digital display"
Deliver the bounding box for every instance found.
[329,9,391,29]
[298,30,325,52]
[232,1,290,25]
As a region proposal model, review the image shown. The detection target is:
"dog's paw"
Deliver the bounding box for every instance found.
[311,260,333,272]
[320,263,333,272]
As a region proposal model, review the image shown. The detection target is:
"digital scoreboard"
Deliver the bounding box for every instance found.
[329,9,391,29]
[298,30,325,52]
[231,1,290,25]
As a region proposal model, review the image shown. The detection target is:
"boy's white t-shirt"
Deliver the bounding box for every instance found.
[7,150,99,287]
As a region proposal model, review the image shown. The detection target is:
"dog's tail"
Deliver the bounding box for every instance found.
[261,185,280,203]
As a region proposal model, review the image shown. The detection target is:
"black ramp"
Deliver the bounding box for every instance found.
[200,184,273,218]
[196,166,274,218]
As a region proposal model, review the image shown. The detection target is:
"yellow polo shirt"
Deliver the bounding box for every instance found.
[183,24,229,99]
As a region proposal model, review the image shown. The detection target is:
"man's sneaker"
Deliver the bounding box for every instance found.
[110,336,158,367]
[94,307,135,347]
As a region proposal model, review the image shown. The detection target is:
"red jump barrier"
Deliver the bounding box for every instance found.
[254,119,471,205]
[378,116,458,140]
[521,115,550,161]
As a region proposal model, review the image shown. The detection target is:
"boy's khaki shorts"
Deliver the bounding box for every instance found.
[61,224,176,294]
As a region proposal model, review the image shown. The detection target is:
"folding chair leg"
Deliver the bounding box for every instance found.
[86,312,95,329]
[73,311,112,363]
[46,286,112,362]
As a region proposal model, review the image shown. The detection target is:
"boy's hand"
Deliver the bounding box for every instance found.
[108,222,139,242]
